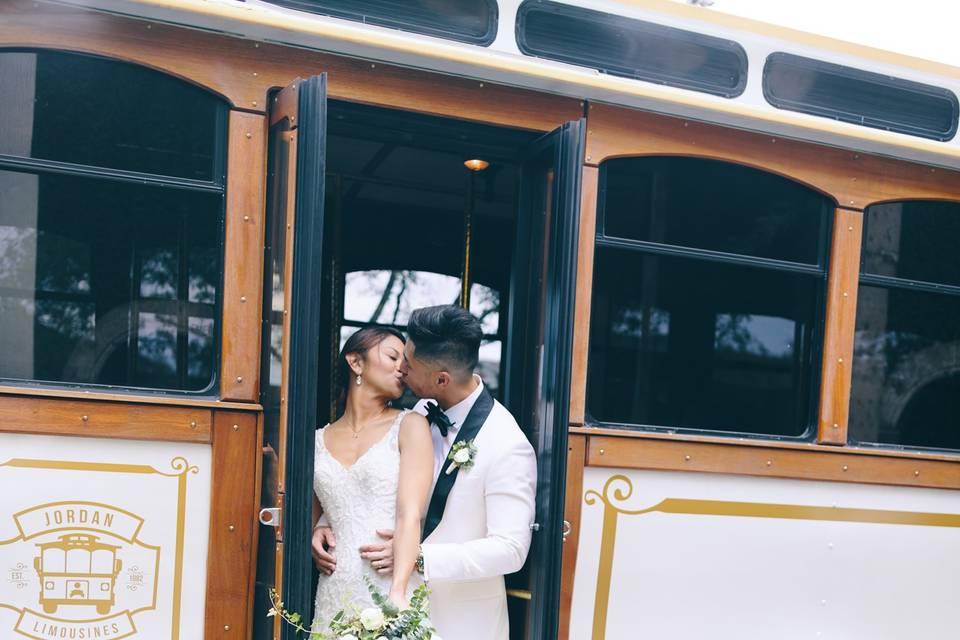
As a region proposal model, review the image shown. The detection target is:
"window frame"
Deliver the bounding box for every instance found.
[0,48,229,398]
[584,156,835,441]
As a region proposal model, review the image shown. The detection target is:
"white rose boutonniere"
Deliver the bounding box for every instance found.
[445,440,478,475]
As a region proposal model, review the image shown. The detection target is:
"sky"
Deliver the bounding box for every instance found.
[686,0,960,68]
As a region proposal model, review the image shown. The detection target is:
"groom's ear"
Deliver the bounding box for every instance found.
[435,371,450,388]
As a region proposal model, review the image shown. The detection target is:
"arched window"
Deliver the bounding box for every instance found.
[0,50,226,392]
[849,200,960,450]
[586,157,833,437]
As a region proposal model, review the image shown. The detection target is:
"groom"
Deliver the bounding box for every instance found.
[338,304,537,639]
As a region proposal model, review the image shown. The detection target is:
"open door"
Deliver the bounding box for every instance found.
[508,119,585,639]
[253,75,327,640]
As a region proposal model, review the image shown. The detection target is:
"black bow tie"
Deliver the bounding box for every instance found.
[424,401,453,437]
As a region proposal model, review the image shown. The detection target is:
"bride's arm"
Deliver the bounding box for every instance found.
[390,412,433,604]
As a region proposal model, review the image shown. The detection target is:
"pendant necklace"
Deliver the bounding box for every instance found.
[347,404,388,439]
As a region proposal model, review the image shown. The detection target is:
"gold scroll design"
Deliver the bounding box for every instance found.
[584,473,960,640]
[0,457,198,640]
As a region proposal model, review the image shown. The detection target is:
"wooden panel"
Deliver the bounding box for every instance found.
[221,111,268,402]
[0,385,260,410]
[585,434,960,490]
[568,167,598,427]
[585,103,960,207]
[558,433,587,640]
[0,395,211,442]
[1,0,581,131]
[205,411,260,638]
[818,209,864,445]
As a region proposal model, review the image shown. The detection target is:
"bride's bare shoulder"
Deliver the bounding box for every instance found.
[398,410,430,434]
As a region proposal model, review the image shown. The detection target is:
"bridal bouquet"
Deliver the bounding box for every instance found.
[269,580,439,640]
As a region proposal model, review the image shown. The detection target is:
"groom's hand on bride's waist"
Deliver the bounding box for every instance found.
[359,529,394,575]
[312,526,337,575]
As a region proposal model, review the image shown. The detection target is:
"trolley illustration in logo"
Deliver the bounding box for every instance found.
[33,533,123,615]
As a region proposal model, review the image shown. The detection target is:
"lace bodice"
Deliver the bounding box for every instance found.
[311,409,421,632]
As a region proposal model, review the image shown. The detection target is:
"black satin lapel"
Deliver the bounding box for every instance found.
[421,388,495,541]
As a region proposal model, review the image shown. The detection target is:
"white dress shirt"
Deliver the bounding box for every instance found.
[421,375,484,481]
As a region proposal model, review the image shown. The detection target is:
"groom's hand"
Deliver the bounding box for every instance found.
[312,526,337,575]
[359,529,394,575]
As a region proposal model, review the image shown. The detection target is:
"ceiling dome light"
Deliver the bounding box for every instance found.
[463,159,490,171]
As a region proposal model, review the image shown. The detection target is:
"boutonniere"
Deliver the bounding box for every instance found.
[445,440,478,475]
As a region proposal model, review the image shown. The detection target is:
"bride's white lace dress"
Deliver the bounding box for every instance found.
[312,409,422,632]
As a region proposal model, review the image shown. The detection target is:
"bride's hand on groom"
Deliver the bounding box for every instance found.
[312,526,337,575]
[359,528,394,575]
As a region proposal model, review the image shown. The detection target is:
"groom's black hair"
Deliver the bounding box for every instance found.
[407,305,482,375]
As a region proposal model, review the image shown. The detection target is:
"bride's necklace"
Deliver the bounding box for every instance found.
[345,404,388,439]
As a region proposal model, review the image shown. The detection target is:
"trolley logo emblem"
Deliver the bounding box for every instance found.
[1,501,160,640]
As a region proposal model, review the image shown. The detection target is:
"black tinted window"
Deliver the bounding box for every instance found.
[261,0,497,45]
[0,170,221,390]
[764,53,959,142]
[603,157,826,264]
[517,0,747,98]
[0,50,222,181]
[0,50,224,393]
[861,201,960,288]
[850,201,960,450]
[587,158,833,437]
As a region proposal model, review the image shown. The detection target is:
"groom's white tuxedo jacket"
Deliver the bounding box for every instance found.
[413,381,537,640]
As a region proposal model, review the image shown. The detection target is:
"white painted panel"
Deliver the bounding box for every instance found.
[571,467,960,639]
[0,433,211,640]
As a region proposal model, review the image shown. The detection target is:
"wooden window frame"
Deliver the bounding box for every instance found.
[571,102,960,455]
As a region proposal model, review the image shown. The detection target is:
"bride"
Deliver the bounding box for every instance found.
[311,326,434,629]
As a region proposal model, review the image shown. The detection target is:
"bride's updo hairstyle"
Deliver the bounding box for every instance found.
[336,326,406,410]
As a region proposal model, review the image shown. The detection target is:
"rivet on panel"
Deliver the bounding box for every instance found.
[146,24,152,29]
[684,455,691,462]
[838,358,844,363]
[914,470,920,477]
[848,226,854,231]
[244,215,250,222]
[228,525,235,532]
[252,101,258,107]
[479,82,484,87]
[254,42,259,48]
[586,156,592,162]
[190,421,198,429]
[765,460,772,467]
[832,423,839,429]
[81,415,89,422]
[770,138,776,143]
[245,132,252,139]
[240,296,247,303]
[253,72,259,77]
[842,292,848,298]
[224,624,231,631]
[370,63,376,68]
[849,200,855,205]
[598,448,605,455]
[233,424,240,432]
[842,465,849,472]
[236,376,244,383]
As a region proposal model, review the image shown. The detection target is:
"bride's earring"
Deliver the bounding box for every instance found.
[355,374,362,386]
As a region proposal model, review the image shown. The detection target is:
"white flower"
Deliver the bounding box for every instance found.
[340,635,358,640]
[453,448,471,464]
[359,607,385,631]
[420,617,433,628]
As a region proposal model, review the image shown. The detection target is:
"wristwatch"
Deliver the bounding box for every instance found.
[415,545,425,575]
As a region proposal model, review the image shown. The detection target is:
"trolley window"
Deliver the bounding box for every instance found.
[260,0,498,46]
[516,0,747,98]
[850,200,960,450]
[0,50,226,393]
[587,157,833,437]
[763,52,959,142]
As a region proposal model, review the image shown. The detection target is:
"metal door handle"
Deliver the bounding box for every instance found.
[562,520,571,542]
[259,507,281,527]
